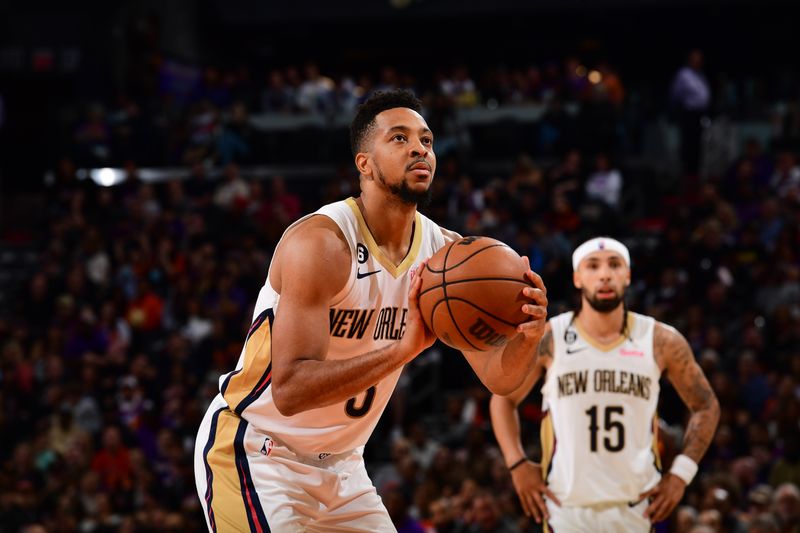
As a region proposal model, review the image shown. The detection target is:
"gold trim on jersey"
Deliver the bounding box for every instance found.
[205,409,250,528]
[652,413,662,471]
[222,312,273,412]
[540,411,555,482]
[345,197,422,278]
[541,412,555,533]
[573,311,635,352]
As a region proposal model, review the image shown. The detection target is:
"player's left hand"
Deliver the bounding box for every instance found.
[639,473,686,523]
[516,256,548,340]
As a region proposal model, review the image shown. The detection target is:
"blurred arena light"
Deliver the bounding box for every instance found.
[95,167,122,187]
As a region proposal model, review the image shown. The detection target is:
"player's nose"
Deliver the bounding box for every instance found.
[409,138,428,158]
[598,264,613,280]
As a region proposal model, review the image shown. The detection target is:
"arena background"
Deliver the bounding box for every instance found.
[0,1,799,531]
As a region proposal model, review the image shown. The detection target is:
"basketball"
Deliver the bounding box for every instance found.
[417,236,534,352]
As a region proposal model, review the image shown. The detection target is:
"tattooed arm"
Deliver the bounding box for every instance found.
[490,325,559,523]
[656,322,720,462]
[641,322,720,523]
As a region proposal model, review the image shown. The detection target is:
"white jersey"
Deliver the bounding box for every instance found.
[541,311,662,507]
[217,197,452,455]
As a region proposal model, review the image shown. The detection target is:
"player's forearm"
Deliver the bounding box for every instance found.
[481,334,540,395]
[680,396,720,463]
[490,394,527,464]
[272,343,410,416]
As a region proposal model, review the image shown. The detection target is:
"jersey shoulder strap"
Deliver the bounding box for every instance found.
[549,311,576,358]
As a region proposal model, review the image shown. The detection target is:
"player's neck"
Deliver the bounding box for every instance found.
[355,194,416,265]
[576,304,626,344]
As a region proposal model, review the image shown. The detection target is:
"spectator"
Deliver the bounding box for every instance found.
[216,101,253,165]
[548,148,584,207]
[385,486,427,533]
[427,497,467,533]
[90,426,132,493]
[466,491,519,533]
[676,505,700,531]
[670,49,711,176]
[296,61,336,113]
[773,483,800,533]
[261,68,296,113]
[770,150,800,202]
[585,152,624,210]
[748,514,780,533]
[212,162,249,211]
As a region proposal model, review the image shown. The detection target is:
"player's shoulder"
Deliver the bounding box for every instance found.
[273,214,351,291]
[539,312,571,350]
[413,209,460,242]
[438,226,462,243]
[547,311,574,329]
[627,311,658,337]
[652,319,691,360]
[269,216,352,299]
[414,209,461,249]
[284,214,349,254]
[653,319,683,342]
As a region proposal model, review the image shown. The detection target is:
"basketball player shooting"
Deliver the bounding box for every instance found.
[490,237,720,532]
[194,89,548,532]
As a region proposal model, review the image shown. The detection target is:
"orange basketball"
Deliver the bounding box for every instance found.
[417,236,533,351]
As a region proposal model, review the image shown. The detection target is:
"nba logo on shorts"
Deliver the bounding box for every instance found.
[261,437,274,456]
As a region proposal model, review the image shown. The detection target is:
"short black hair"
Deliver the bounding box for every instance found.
[349,89,423,157]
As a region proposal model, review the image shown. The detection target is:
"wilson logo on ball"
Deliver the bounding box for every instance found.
[468,318,507,347]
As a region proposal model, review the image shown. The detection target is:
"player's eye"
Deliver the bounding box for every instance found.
[392,134,407,142]
[422,137,433,145]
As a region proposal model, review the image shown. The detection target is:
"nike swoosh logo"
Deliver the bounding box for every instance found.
[356,268,382,279]
[565,347,587,355]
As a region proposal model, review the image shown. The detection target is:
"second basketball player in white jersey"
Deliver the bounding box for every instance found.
[194,90,549,532]
[491,237,720,532]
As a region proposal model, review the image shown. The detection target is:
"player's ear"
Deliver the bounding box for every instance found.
[625,267,631,287]
[573,270,581,289]
[355,153,372,178]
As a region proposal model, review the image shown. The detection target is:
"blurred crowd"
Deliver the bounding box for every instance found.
[3,23,800,531]
[1,120,799,531]
[64,55,630,170]
[62,50,800,174]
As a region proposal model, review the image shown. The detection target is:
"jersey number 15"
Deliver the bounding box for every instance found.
[585,405,625,452]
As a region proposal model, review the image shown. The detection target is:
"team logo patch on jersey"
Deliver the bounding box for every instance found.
[565,329,578,344]
[260,437,274,456]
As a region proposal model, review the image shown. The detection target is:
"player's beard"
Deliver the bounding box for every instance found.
[584,288,624,313]
[377,168,432,207]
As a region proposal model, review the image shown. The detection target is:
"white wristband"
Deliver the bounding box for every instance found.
[669,454,698,485]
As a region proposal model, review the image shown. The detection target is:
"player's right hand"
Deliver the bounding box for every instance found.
[400,260,437,360]
[510,461,560,524]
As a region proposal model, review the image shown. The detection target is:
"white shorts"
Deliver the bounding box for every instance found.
[545,499,651,533]
[194,395,395,532]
